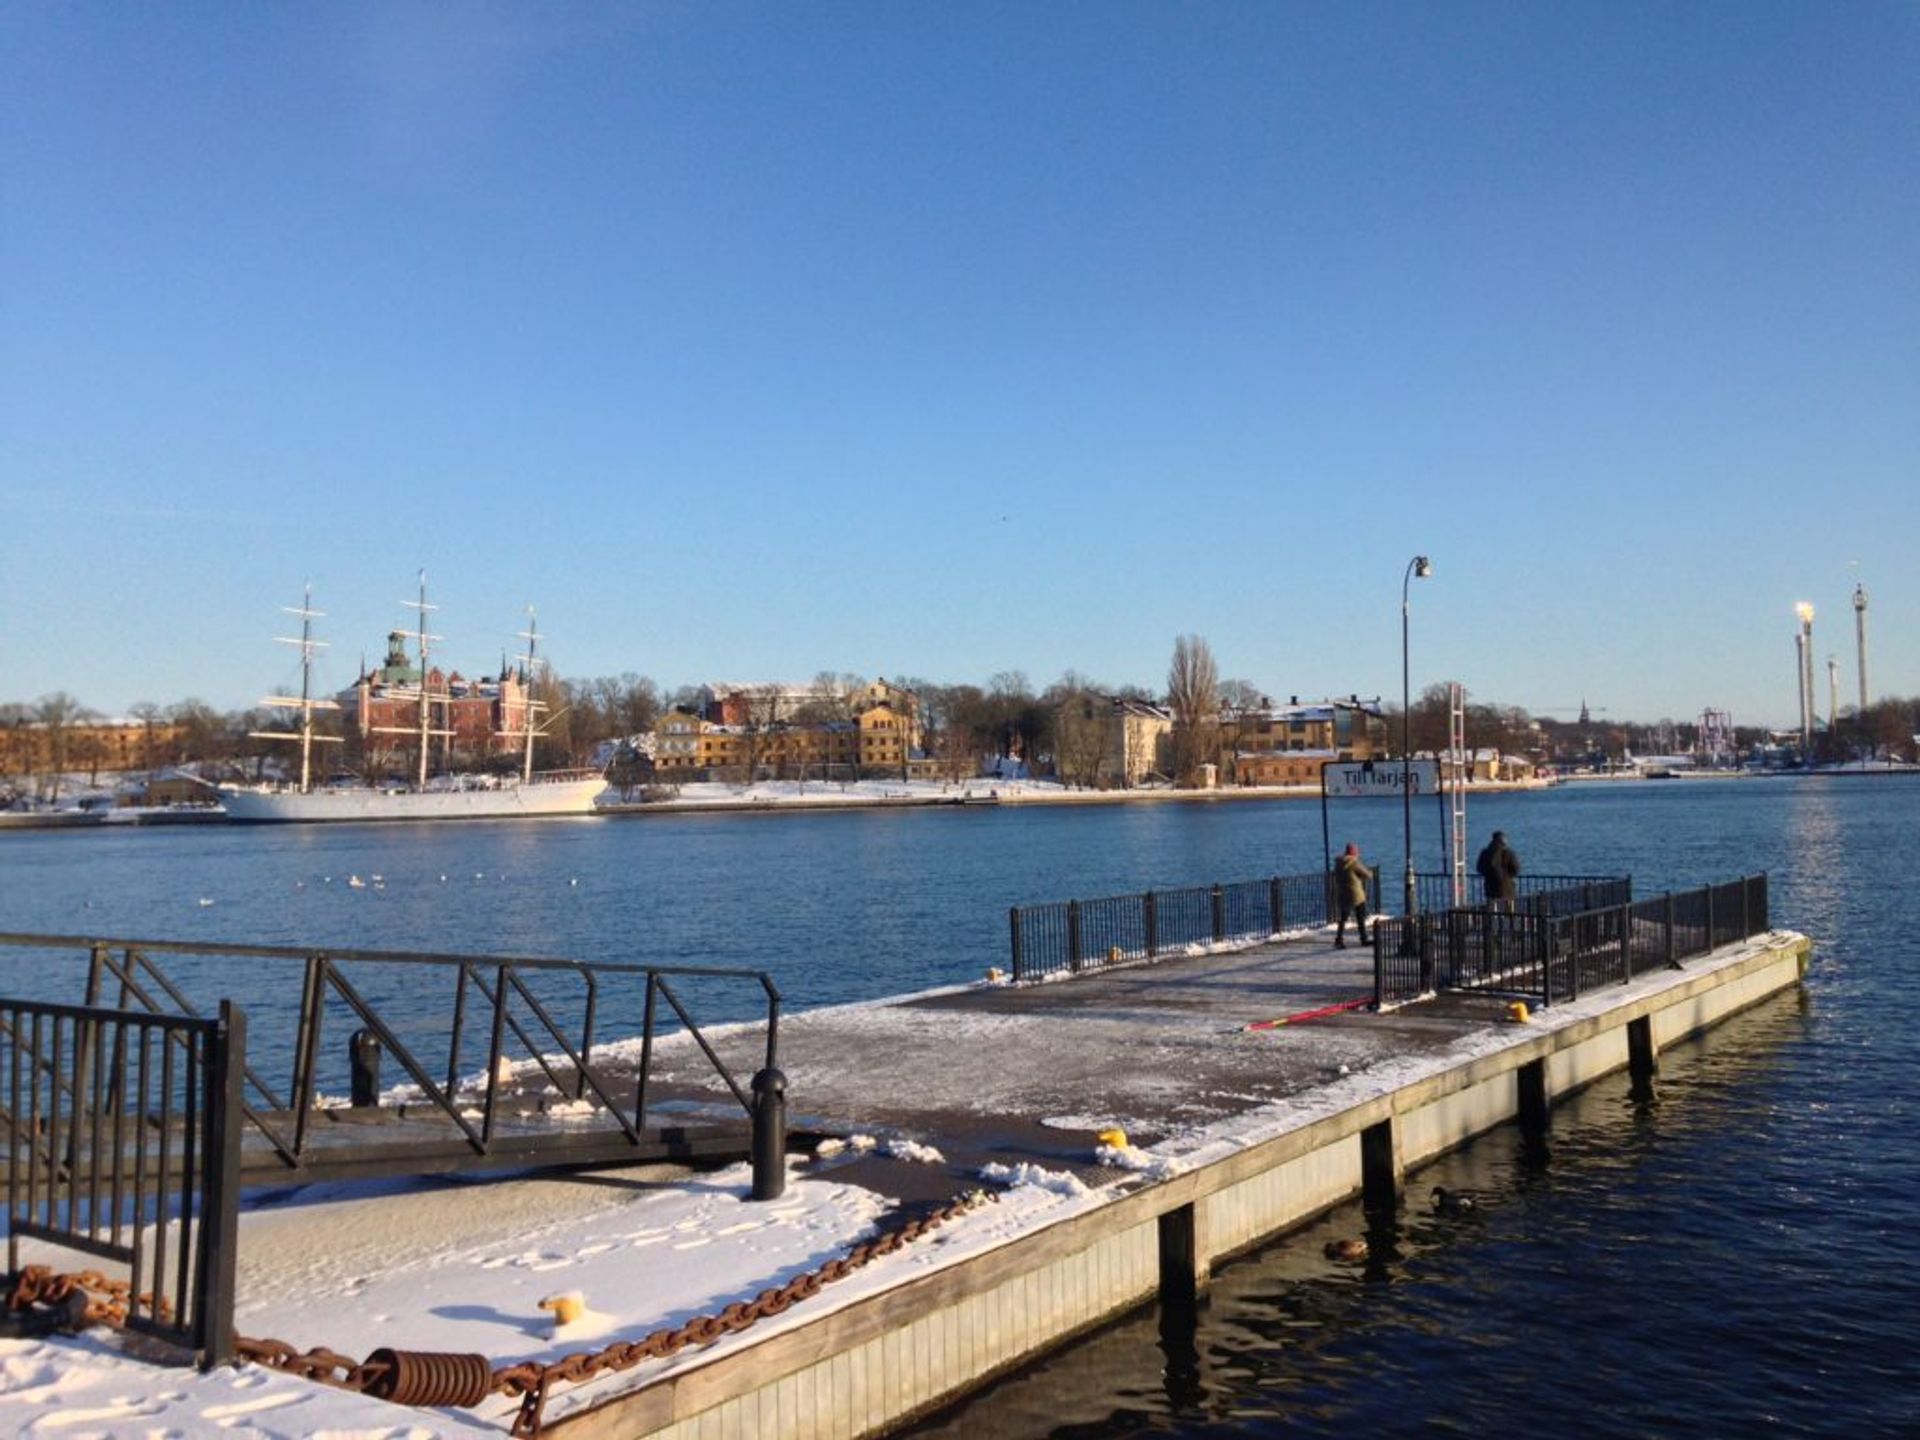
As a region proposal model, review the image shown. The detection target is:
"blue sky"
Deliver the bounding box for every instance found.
[2,3,1914,727]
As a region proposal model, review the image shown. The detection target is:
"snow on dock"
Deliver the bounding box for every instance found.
[2,925,1810,1437]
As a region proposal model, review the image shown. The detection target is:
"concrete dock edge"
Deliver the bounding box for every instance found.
[549,931,1811,1440]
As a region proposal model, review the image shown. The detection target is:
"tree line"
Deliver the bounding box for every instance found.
[6,641,1918,795]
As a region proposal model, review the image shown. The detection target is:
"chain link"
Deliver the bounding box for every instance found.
[8,1186,995,1438]
[7,1264,173,1326]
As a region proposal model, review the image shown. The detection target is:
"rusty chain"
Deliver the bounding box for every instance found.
[9,1186,995,1437]
[7,1265,173,1326]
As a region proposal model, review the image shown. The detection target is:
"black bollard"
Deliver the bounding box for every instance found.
[750,1067,788,1201]
[350,1027,382,1108]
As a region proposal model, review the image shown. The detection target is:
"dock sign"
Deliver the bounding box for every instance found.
[1323,760,1439,798]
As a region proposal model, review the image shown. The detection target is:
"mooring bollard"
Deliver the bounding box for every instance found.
[350,1027,381,1108]
[750,1067,788,1201]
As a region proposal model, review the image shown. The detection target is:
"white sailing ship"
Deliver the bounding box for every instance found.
[220,578,605,823]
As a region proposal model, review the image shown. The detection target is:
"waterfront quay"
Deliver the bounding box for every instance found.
[545,919,1807,1438]
[1,879,1805,1438]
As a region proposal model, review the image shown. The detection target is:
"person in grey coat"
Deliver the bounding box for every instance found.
[1476,831,1521,908]
[1333,842,1372,948]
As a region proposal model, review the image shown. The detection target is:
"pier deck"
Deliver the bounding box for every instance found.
[5,924,1812,1439]
[629,932,1487,1179]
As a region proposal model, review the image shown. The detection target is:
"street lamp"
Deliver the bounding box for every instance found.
[1795,601,1815,762]
[1403,555,1433,918]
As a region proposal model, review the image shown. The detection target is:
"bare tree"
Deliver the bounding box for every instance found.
[615,675,661,736]
[1051,685,1112,789]
[1166,636,1219,785]
[929,683,989,781]
[129,701,164,782]
[33,692,88,802]
[738,684,785,784]
[794,671,864,783]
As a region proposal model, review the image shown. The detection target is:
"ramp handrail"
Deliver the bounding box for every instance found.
[0,933,780,1178]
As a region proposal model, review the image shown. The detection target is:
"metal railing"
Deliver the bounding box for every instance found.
[1413,872,1631,916]
[0,934,781,1184]
[1375,875,1770,1009]
[1009,869,1376,983]
[3,996,242,1366]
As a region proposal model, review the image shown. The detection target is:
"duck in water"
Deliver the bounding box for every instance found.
[1431,1186,1477,1216]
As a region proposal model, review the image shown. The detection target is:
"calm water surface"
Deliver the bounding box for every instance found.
[0,779,1913,1435]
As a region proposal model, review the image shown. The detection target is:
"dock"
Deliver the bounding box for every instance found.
[537,922,1808,1437]
[2,888,1811,1438]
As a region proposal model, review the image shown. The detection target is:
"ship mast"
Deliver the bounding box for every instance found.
[404,571,440,789]
[249,584,342,793]
[519,606,541,784]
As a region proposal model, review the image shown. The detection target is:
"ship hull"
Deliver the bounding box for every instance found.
[219,776,606,823]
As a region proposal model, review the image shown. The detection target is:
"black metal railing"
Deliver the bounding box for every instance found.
[1009,869,1376,983]
[0,933,781,1184]
[2,996,242,1366]
[1413,872,1631,916]
[1375,874,1770,1009]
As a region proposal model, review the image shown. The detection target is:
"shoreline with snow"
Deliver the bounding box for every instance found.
[596,774,1553,817]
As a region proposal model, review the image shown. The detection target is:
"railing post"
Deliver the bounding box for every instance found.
[1665,893,1677,968]
[1144,891,1158,958]
[1704,884,1716,955]
[750,1067,788,1202]
[1269,876,1283,934]
[349,1028,381,1108]
[577,969,598,1100]
[197,1001,243,1369]
[1740,876,1751,939]
[1542,920,1556,1007]
[1067,900,1083,974]
[1618,901,1631,984]
[1210,884,1225,942]
[1009,907,1024,982]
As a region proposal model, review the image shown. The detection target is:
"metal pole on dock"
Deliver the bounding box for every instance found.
[1402,555,1432,917]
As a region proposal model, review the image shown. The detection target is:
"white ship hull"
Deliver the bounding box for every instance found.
[220,775,606,824]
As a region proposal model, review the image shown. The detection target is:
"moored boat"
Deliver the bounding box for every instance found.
[220,578,605,824]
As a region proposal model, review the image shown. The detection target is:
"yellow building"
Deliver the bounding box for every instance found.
[0,718,185,776]
[857,703,912,774]
[1233,699,1387,761]
[1110,699,1173,786]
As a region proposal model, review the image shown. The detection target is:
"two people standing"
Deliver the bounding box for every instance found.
[1330,830,1520,948]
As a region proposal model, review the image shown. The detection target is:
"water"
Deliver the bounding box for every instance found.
[1,778,1914,1434]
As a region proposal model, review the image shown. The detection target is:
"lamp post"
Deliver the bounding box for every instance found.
[1795,602,1815,762]
[1402,555,1432,917]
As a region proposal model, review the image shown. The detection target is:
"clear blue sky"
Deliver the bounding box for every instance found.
[3,3,1914,728]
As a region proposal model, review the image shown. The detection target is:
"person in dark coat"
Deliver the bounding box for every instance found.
[1476,831,1521,908]
[1333,842,1372,948]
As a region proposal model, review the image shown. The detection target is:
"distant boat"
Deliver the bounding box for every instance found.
[220,577,605,824]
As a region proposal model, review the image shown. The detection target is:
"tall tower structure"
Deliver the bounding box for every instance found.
[1854,584,1870,714]
[1795,602,1815,757]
